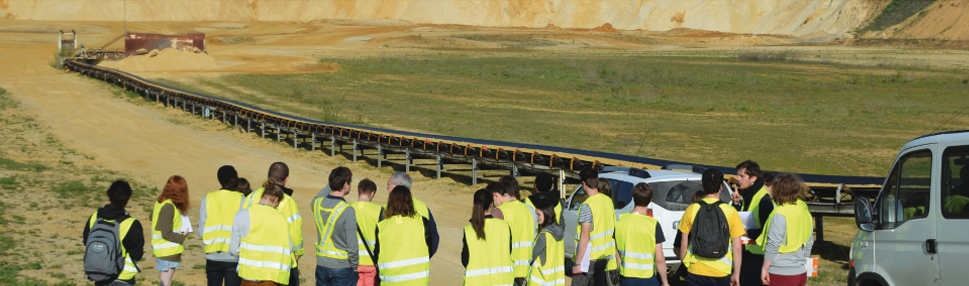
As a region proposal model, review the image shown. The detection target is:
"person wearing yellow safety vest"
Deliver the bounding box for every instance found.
[491,176,537,286]
[758,174,814,286]
[198,165,246,286]
[351,179,384,286]
[614,183,669,286]
[528,193,566,286]
[728,160,774,286]
[230,179,295,286]
[312,166,360,286]
[462,188,514,286]
[524,173,565,227]
[244,162,304,286]
[386,172,439,257]
[83,181,145,286]
[374,186,433,285]
[678,169,744,286]
[152,175,191,286]
[571,168,617,286]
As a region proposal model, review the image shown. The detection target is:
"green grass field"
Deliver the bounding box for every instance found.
[158,51,969,177]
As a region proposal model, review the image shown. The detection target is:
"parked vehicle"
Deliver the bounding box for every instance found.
[562,165,735,272]
[850,130,969,286]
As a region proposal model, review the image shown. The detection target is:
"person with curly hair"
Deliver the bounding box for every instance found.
[152,175,191,286]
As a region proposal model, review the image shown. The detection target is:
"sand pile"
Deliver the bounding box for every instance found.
[100,48,220,72]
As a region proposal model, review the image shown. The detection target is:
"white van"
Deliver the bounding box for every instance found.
[850,130,969,286]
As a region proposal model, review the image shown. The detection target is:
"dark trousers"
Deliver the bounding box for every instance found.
[740,250,764,286]
[686,273,730,286]
[315,265,358,286]
[290,267,300,286]
[206,259,242,286]
[570,259,608,286]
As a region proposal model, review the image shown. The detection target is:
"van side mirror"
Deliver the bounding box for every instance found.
[855,196,875,232]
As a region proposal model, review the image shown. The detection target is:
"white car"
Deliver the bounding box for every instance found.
[563,165,735,272]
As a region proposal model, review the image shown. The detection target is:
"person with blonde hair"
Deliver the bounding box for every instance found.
[230,179,295,286]
[152,175,191,286]
[758,174,814,286]
[374,186,432,285]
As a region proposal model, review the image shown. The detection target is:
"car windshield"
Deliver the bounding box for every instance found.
[610,179,729,211]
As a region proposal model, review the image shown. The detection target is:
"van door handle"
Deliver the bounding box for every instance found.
[926,239,937,254]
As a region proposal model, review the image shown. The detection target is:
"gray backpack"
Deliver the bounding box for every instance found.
[85,218,126,282]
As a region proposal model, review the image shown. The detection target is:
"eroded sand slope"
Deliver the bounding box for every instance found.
[2,0,881,37]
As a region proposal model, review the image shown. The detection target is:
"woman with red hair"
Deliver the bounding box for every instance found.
[152,175,191,286]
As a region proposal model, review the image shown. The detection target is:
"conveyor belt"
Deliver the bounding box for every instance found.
[63,59,885,195]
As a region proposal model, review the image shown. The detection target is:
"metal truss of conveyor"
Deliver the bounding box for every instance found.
[64,60,884,217]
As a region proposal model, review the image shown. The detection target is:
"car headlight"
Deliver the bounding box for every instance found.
[672,220,679,230]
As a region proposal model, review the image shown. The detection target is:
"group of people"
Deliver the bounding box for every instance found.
[667,161,815,286]
[82,162,442,286]
[82,159,814,286]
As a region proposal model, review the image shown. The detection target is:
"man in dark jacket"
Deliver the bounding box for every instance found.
[83,180,145,286]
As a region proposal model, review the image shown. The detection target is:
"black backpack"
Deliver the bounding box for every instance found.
[689,200,730,259]
[84,218,126,283]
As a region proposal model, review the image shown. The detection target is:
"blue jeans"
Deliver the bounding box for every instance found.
[687,273,730,286]
[315,265,358,286]
[155,257,181,272]
[620,275,660,286]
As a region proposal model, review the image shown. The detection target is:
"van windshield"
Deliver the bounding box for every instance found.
[611,180,731,211]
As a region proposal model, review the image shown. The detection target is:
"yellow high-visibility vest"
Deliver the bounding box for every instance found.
[528,231,565,286]
[238,204,293,285]
[350,201,382,266]
[463,219,514,286]
[313,198,349,260]
[616,213,658,278]
[575,194,616,261]
[88,213,139,280]
[151,199,184,258]
[743,185,771,254]
[497,200,536,277]
[756,200,813,254]
[377,215,430,286]
[202,189,244,254]
[246,187,304,260]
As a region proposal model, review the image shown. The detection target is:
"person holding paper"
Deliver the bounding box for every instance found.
[758,174,814,286]
[571,167,617,286]
[152,175,192,286]
[730,160,774,286]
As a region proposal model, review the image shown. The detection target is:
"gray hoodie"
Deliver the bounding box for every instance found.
[763,214,815,275]
[531,219,566,265]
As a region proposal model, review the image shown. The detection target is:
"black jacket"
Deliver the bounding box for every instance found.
[83,204,145,263]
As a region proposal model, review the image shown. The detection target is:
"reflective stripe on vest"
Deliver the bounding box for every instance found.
[238,205,293,285]
[616,213,657,278]
[89,212,140,280]
[151,200,184,258]
[756,200,813,254]
[743,186,771,254]
[314,198,349,260]
[377,215,430,285]
[497,200,536,277]
[202,190,243,254]
[351,201,382,266]
[575,194,617,261]
[529,231,565,286]
[682,199,735,275]
[463,219,514,286]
